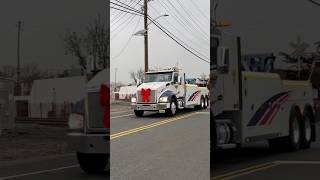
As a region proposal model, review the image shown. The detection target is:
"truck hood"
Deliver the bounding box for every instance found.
[137,82,170,91]
[87,69,109,89]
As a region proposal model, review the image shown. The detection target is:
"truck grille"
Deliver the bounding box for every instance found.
[137,90,156,103]
[87,91,105,129]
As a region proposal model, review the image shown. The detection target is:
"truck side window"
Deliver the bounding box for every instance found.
[173,73,178,83]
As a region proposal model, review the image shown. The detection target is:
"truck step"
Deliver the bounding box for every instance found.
[217,143,237,149]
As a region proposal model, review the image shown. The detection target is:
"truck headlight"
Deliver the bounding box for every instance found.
[68,113,84,129]
[159,96,168,103]
[131,97,137,103]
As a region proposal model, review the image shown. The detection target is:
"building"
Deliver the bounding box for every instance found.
[28,76,86,118]
[0,77,15,132]
[118,85,137,100]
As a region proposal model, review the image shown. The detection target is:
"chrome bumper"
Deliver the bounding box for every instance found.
[132,103,170,111]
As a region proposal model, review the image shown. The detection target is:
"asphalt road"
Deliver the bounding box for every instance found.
[0,154,106,180]
[211,123,320,180]
[110,108,210,180]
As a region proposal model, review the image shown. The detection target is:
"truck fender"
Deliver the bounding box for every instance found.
[159,90,176,102]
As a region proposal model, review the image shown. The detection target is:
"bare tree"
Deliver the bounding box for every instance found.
[0,63,47,82]
[130,68,144,84]
[64,15,109,72]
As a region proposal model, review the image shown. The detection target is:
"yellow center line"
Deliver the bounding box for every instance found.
[111,112,199,140]
[211,162,279,180]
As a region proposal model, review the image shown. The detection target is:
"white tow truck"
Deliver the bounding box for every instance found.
[211,30,317,155]
[68,62,109,173]
[131,67,209,117]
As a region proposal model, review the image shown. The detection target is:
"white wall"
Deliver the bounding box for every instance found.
[29,76,86,118]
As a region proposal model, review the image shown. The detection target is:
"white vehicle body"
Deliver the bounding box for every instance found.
[211,31,317,153]
[132,68,209,116]
[68,68,109,173]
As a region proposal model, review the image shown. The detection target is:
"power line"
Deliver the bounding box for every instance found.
[110,2,209,63]
[111,0,142,14]
[110,0,142,27]
[110,1,143,38]
[148,3,209,51]
[112,16,142,59]
[110,6,143,17]
[189,0,210,21]
[148,16,209,63]
[157,0,209,43]
[174,0,209,40]
[308,0,320,6]
[111,14,136,37]
[111,0,130,22]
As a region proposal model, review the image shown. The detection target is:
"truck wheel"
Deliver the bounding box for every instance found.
[203,97,208,109]
[166,99,177,116]
[285,109,301,151]
[77,152,108,174]
[269,109,301,152]
[301,110,312,149]
[134,110,144,117]
[200,96,205,109]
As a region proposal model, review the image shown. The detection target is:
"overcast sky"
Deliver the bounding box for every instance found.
[0,0,106,71]
[1,0,318,82]
[110,0,210,84]
[216,0,320,54]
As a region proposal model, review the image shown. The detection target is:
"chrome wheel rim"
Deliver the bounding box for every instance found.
[293,117,300,143]
[171,102,176,114]
[305,116,312,142]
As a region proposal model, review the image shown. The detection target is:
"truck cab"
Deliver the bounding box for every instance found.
[68,62,109,174]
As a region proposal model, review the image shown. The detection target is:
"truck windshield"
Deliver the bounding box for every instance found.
[144,72,173,83]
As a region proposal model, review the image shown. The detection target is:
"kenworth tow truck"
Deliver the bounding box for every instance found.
[68,62,109,173]
[131,67,209,117]
[211,30,317,154]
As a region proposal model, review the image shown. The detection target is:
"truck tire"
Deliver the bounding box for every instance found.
[203,96,209,109]
[200,96,205,109]
[268,109,301,152]
[166,99,177,116]
[77,152,108,174]
[134,110,144,117]
[301,110,312,149]
[284,109,301,151]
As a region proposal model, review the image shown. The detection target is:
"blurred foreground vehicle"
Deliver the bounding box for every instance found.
[68,60,109,174]
[211,29,318,158]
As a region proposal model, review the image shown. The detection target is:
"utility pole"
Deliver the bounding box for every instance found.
[144,0,149,72]
[16,20,22,96]
[114,68,117,91]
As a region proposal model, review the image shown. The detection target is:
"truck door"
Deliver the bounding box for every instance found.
[216,34,242,111]
[173,72,183,98]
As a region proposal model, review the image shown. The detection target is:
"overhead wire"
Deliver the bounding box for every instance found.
[112,16,142,60]
[110,1,209,63]
[157,0,209,43]
[164,0,209,41]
